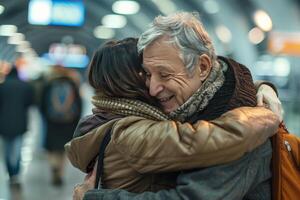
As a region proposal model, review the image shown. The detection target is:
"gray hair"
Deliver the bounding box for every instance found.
[138,12,218,73]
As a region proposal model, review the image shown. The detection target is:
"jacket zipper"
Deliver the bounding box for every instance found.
[284,140,300,170]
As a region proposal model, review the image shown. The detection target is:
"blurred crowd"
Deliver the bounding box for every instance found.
[0,61,83,199]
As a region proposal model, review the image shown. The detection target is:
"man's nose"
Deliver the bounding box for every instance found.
[149,77,163,97]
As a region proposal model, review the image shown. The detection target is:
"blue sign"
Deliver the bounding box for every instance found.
[28,0,85,27]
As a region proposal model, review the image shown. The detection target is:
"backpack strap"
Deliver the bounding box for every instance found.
[94,127,112,189]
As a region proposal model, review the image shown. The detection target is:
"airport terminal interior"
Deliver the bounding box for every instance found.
[0,0,300,199]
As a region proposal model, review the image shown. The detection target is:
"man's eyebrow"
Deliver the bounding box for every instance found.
[156,65,174,73]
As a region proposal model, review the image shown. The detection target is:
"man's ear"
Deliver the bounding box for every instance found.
[197,54,212,81]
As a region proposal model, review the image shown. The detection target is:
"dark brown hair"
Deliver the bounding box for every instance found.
[88,37,156,104]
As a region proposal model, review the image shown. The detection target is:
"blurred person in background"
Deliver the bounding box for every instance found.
[0,66,34,187]
[41,65,82,187]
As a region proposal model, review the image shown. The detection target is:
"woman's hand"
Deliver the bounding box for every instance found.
[256,84,283,122]
[73,161,97,200]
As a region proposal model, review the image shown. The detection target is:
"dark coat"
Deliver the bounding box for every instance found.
[0,70,34,139]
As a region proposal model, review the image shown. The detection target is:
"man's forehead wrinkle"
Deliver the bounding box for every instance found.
[145,48,169,57]
[144,56,167,66]
[144,58,173,70]
[145,52,174,66]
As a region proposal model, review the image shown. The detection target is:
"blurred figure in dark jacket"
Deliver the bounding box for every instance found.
[0,66,34,185]
[40,65,82,187]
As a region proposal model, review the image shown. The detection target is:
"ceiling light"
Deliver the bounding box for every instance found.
[112,1,140,15]
[0,5,5,15]
[18,41,31,49]
[8,33,25,45]
[273,57,290,77]
[254,57,291,78]
[253,60,273,76]
[253,10,272,32]
[0,25,18,36]
[28,0,52,25]
[93,26,115,39]
[16,46,30,53]
[23,50,37,58]
[102,14,127,28]
[203,0,219,14]
[151,0,177,15]
[248,27,265,44]
[215,25,232,43]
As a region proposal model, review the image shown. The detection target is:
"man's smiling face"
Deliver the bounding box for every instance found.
[143,36,204,114]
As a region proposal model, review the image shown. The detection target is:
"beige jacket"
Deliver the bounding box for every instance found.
[65,107,279,192]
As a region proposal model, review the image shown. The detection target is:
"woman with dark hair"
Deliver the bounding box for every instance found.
[88,39,155,104]
[65,37,279,194]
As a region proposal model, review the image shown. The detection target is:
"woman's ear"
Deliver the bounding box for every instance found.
[197,54,212,81]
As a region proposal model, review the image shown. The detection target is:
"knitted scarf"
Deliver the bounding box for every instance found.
[187,56,257,122]
[91,96,169,121]
[169,61,226,122]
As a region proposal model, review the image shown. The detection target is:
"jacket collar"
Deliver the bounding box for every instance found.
[73,110,121,138]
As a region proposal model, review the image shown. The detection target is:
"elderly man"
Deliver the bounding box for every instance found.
[74,12,282,200]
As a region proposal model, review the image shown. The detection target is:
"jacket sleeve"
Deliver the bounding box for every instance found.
[83,140,271,200]
[112,106,279,173]
[83,188,181,200]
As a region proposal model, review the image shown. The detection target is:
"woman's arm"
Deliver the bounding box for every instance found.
[112,106,279,173]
